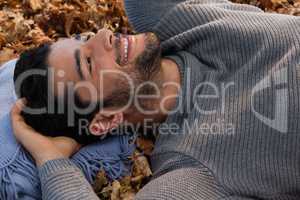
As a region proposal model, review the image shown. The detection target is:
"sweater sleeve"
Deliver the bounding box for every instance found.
[38,159,99,200]
[123,0,186,32]
[223,197,260,200]
[123,0,236,33]
[135,167,229,200]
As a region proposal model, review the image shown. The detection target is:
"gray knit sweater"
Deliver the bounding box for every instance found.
[38,1,300,199]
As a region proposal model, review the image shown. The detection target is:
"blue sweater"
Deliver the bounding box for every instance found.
[0,61,136,199]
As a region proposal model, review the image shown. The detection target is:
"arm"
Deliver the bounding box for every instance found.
[124,0,261,33]
[124,0,186,32]
[135,167,229,200]
[39,159,99,200]
[223,197,260,200]
[10,100,98,200]
[136,166,261,200]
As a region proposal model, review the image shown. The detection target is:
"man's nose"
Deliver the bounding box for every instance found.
[97,28,114,51]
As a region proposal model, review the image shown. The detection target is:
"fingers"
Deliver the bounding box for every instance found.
[10,99,74,167]
[11,99,52,157]
[11,98,28,123]
[11,98,26,114]
[11,99,35,138]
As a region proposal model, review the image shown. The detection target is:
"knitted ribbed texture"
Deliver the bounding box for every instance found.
[39,159,99,200]
[124,0,185,33]
[149,0,300,199]
[135,167,229,200]
[38,135,135,200]
[38,0,300,199]
[127,0,300,198]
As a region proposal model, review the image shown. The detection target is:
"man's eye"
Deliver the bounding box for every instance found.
[86,57,92,73]
[86,35,91,41]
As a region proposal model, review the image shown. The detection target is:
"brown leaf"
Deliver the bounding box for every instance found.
[93,170,109,194]
[100,184,113,200]
[111,180,121,200]
[136,137,154,156]
[0,33,6,48]
[260,0,275,9]
[132,151,152,178]
[271,0,287,5]
[0,48,17,66]
[120,191,135,200]
[27,26,52,45]
[64,13,75,37]
[28,0,43,11]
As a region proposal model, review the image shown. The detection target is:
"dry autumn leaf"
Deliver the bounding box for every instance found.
[0,48,17,65]
[28,0,43,11]
[111,181,121,200]
[136,137,154,156]
[93,170,109,195]
[132,151,152,178]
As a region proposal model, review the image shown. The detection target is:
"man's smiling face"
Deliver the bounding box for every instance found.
[48,28,161,107]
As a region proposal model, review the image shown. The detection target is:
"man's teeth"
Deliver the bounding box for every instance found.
[124,37,128,62]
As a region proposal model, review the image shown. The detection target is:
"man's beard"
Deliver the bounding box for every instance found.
[135,32,162,80]
[103,33,162,108]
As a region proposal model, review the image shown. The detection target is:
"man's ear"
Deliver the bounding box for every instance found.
[88,112,124,136]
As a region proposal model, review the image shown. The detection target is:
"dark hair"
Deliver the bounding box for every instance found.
[13,44,101,144]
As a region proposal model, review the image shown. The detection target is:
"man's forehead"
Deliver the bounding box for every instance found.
[48,38,82,66]
[51,38,81,51]
[47,38,84,97]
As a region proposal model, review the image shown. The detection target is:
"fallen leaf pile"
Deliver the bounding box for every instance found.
[231,0,300,15]
[93,138,153,200]
[1,0,300,199]
[0,0,131,65]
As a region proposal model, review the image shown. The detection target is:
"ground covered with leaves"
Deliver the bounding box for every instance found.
[0,0,132,64]
[0,0,299,199]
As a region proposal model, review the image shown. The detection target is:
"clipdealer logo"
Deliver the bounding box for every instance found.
[251,67,288,133]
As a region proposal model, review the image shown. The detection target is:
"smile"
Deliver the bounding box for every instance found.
[123,36,129,63]
[115,33,132,65]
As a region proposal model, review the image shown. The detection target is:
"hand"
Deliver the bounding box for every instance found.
[11,99,81,167]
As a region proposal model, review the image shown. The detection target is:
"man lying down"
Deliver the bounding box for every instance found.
[9,0,300,199]
[0,59,135,199]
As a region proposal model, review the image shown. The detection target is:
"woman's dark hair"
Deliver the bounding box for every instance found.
[13,44,101,144]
